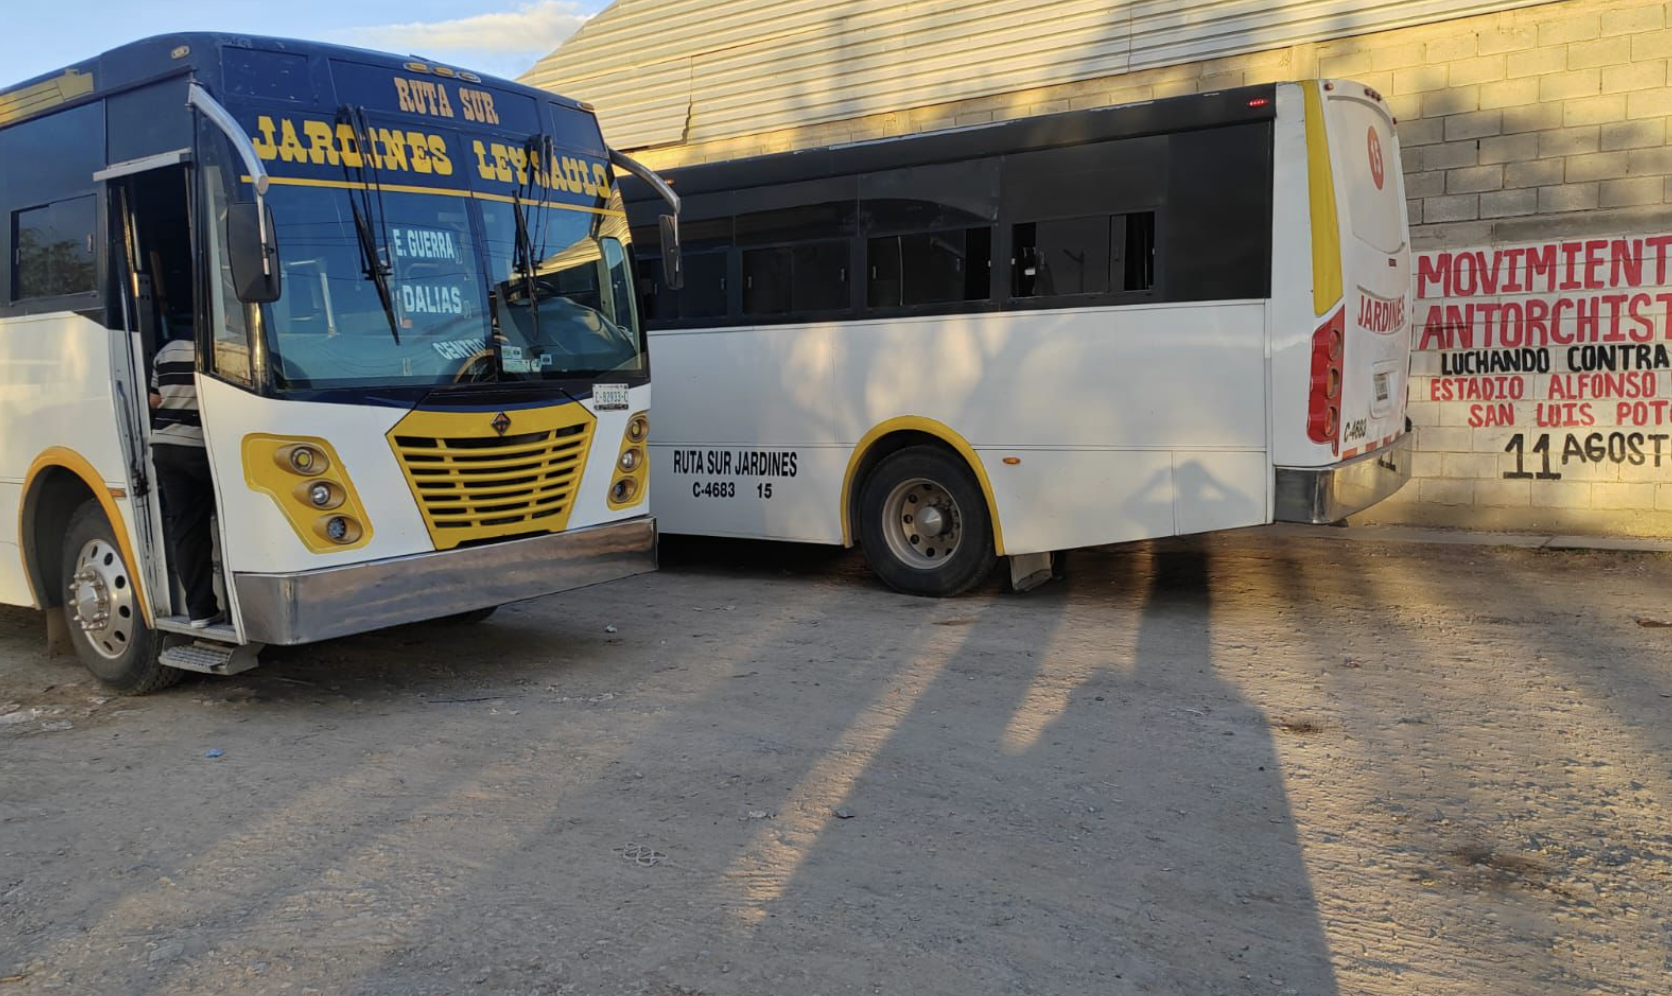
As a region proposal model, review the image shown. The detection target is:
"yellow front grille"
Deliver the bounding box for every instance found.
[387,404,596,550]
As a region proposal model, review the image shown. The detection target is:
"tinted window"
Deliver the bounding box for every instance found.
[14,197,97,300]
[680,251,729,318]
[743,240,847,316]
[1001,136,1167,221]
[108,79,191,164]
[1165,124,1271,300]
[868,228,990,308]
[0,101,104,211]
[1012,212,1152,299]
[736,202,855,245]
[860,159,999,233]
[638,248,727,322]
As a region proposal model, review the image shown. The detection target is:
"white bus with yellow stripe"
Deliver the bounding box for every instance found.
[0,34,681,691]
[626,81,1413,596]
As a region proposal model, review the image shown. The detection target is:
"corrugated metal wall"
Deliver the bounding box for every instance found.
[521,0,1555,150]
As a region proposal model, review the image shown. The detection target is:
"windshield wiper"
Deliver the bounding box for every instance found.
[338,105,402,346]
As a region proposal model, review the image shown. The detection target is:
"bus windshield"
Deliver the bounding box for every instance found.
[267,184,494,388]
[209,135,646,393]
[260,184,644,391]
[479,198,644,380]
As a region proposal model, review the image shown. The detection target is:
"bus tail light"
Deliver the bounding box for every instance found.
[1306,310,1345,453]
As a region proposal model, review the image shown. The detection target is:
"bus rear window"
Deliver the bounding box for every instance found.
[1332,98,1405,254]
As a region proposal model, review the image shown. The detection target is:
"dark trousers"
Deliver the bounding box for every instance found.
[153,443,219,619]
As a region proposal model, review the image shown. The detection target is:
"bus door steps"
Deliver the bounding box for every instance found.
[157,630,261,677]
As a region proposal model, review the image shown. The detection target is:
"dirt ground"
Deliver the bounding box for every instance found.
[1,528,1669,996]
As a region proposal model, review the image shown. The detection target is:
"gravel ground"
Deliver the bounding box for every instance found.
[1,530,1669,996]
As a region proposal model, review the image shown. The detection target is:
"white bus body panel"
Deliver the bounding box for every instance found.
[650,300,1269,557]
[0,313,139,608]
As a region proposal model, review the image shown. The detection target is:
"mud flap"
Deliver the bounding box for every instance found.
[45,610,71,658]
[1009,552,1054,593]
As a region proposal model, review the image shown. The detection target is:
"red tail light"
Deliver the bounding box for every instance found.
[1307,309,1345,453]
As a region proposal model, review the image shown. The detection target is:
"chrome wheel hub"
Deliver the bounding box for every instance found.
[881,478,963,570]
[67,539,136,660]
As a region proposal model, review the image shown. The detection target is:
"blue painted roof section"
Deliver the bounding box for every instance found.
[0,32,588,115]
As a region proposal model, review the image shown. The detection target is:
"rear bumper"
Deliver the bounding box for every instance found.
[233,517,657,645]
[1274,434,1413,524]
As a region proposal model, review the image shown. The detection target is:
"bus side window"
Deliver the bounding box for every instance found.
[12,197,98,300]
[866,228,991,308]
[742,241,846,316]
[1011,212,1154,300]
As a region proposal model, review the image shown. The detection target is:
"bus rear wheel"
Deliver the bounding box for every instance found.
[59,501,180,695]
[858,446,997,597]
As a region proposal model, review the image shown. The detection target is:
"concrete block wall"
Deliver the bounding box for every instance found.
[1371,0,1672,252]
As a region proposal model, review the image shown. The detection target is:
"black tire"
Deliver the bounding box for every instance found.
[59,501,180,695]
[441,606,498,625]
[857,445,997,597]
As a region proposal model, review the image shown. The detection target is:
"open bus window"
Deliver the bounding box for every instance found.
[1012,211,1154,300]
[12,197,97,300]
[867,228,991,308]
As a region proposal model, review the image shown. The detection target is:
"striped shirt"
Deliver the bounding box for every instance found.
[151,338,203,447]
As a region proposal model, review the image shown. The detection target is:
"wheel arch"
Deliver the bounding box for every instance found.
[839,417,1007,556]
[20,448,152,622]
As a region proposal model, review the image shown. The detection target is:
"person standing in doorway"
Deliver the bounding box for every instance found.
[149,330,222,627]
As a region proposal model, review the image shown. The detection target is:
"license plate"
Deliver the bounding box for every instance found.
[1374,372,1391,404]
[593,382,630,411]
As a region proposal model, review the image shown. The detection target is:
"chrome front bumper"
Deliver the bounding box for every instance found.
[233,517,656,645]
[1274,434,1414,524]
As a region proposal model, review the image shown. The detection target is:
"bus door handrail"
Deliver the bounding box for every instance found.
[186,82,273,276]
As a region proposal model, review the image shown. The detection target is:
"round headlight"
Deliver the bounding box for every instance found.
[611,479,636,503]
[289,446,325,475]
[325,516,351,543]
[618,447,641,472]
[309,482,333,507]
[626,415,649,443]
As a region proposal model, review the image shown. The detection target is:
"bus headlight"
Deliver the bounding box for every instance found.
[316,514,363,545]
[244,434,371,553]
[607,411,650,510]
[281,444,328,475]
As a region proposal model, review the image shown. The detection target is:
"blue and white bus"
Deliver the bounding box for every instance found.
[0,34,679,691]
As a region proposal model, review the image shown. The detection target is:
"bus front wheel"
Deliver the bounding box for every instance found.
[858,446,997,597]
[59,501,180,695]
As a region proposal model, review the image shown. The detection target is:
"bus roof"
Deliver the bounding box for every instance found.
[0,32,591,130]
[622,82,1279,205]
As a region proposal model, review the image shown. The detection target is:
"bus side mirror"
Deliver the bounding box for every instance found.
[227,201,282,304]
[658,214,683,290]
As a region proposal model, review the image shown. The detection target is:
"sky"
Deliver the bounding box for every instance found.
[0,0,610,85]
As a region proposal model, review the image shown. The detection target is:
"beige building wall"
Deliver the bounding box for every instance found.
[533,0,1672,536]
